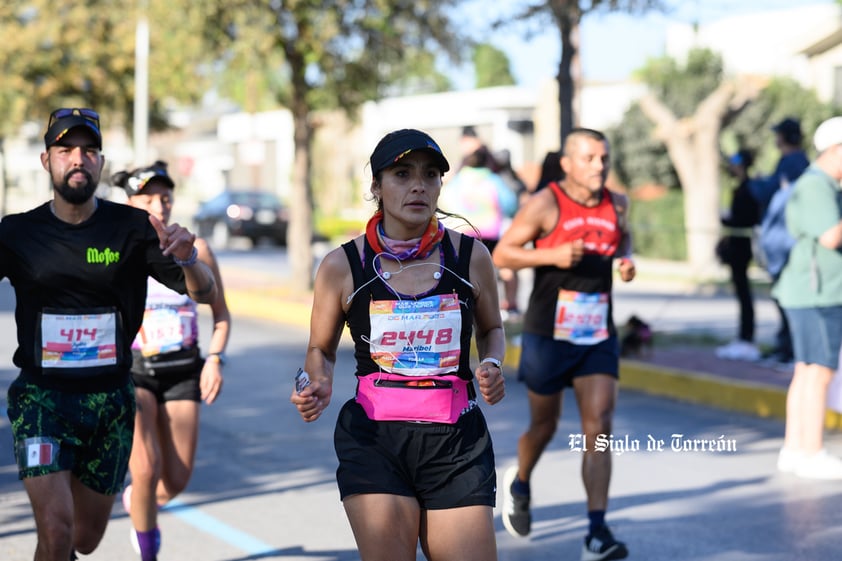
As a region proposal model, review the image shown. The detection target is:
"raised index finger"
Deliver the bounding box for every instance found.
[148,214,167,247]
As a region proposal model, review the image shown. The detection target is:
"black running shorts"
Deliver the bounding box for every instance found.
[334,399,496,509]
[131,368,201,403]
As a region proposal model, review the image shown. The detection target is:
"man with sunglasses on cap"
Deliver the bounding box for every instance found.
[1,108,217,561]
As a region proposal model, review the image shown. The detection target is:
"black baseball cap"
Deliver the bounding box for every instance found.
[44,107,102,149]
[122,162,175,196]
[369,129,450,176]
[771,118,802,145]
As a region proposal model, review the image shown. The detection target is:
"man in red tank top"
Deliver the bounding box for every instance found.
[493,128,635,561]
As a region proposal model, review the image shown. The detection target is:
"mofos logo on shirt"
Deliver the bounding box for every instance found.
[86,247,120,266]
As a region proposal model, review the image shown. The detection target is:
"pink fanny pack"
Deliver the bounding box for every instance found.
[355,372,470,424]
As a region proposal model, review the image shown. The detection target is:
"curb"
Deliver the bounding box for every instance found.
[226,286,313,328]
[618,359,842,431]
[225,286,842,431]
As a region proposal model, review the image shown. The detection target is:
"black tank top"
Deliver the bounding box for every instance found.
[524,183,620,338]
[342,232,476,381]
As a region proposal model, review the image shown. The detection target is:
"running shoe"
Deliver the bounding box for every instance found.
[582,525,628,561]
[715,340,761,361]
[794,449,842,480]
[776,447,805,473]
[502,465,531,537]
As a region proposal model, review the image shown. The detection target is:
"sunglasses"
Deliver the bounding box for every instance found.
[48,107,100,131]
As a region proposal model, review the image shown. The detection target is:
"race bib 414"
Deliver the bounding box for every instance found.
[41,311,118,368]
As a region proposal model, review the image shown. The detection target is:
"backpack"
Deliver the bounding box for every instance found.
[758,183,795,280]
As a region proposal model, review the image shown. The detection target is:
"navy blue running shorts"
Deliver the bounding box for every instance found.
[334,399,497,509]
[7,379,135,495]
[785,305,842,369]
[517,332,620,395]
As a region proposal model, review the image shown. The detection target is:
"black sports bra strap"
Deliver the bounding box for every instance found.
[455,233,473,283]
[341,240,365,289]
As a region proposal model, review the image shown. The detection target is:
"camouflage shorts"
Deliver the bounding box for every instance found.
[6,379,135,495]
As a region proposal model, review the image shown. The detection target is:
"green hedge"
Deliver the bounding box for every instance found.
[314,215,366,241]
[629,190,686,261]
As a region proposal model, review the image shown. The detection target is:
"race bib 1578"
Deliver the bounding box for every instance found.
[553,289,609,345]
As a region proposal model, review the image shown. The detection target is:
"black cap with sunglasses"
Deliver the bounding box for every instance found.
[44,107,102,150]
[111,161,175,197]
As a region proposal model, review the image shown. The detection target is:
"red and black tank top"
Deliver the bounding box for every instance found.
[523,182,623,338]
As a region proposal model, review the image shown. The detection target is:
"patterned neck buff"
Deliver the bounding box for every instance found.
[365,211,444,261]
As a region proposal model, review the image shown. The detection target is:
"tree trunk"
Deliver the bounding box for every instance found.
[554,8,581,146]
[0,138,7,217]
[288,101,315,293]
[283,37,316,293]
[571,24,582,131]
[673,127,722,278]
[639,83,740,277]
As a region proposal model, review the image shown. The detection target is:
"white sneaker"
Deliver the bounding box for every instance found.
[777,447,805,473]
[794,449,842,480]
[715,340,761,361]
[715,341,739,359]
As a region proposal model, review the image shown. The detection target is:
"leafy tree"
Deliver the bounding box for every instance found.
[492,0,665,146]
[612,49,728,196]
[209,0,465,291]
[610,104,679,191]
[635,48,761,274]
[725,77,837,172]
[473,43,516,88]
[0,1,228,213]
[612,50,837,269]
[382,50,454,96]
[0,1,221,135]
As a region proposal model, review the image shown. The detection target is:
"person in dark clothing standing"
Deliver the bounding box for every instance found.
[754,118,810,363]
[716,150,761,361]
[751,118,811,214]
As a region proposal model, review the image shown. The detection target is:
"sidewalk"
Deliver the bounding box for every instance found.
[219,259,842,432]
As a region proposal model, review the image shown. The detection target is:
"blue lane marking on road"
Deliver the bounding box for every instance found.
[1,401,274,556]
[0,403,273,556]
[163,498,276,555]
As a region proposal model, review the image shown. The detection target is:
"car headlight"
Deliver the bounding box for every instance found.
[227,205,254,220]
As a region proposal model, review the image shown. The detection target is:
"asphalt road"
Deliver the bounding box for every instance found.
[1,252,841,560]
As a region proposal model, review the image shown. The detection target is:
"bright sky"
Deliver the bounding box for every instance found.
[457,0,834,89]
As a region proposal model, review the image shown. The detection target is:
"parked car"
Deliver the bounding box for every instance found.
[193,190,289,248]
